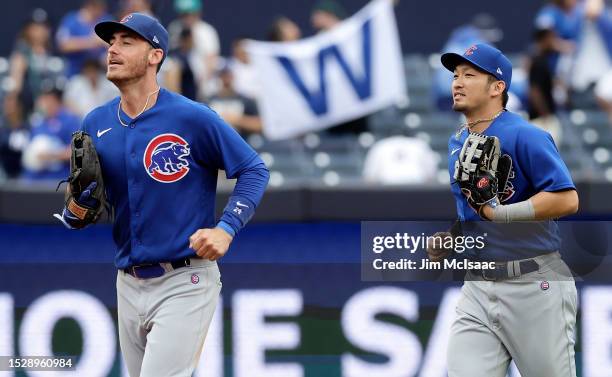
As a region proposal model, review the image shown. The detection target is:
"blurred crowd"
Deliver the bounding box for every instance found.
[435,0,612,144]
[0,0,611,185]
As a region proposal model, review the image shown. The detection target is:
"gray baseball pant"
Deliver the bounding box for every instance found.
[117,259,221,377]
[447,252,577,377]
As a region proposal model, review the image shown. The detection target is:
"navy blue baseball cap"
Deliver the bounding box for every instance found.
[441,43,512,89]
[95,13,169,67]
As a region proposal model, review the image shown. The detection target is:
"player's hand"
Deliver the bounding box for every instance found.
[426,232,453,262]
[189,227,233,261]
[480,204,494,221]
[53,182,99,229]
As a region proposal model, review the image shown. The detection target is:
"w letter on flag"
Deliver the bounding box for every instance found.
[276,19,373,116]
[245,0,406,140]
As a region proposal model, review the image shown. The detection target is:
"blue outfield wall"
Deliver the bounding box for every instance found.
[0,222,362,264]
[0,222,612,376]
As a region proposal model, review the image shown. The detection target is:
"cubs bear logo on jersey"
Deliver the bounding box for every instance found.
[143,133,191,183]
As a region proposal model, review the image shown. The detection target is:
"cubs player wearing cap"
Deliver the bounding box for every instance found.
[427,43,579,377]
[57,13,269,377]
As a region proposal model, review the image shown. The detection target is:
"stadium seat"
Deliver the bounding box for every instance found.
[306,134,359,153]
[569,109,609,129]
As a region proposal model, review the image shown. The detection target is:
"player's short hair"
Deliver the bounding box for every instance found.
[487,75,509,107]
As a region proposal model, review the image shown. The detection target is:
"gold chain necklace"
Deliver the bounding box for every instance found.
[117,86,161,127]
[455,109,505,138]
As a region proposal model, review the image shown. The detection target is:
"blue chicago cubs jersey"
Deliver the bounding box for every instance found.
[82,89,264,269]
[448,111,575,261]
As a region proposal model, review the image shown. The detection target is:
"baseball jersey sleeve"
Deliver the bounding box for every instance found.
[518,126,575,193]
[193,107,260,177]
[194,106,269,235]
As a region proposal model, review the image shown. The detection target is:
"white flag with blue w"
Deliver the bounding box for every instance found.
[245,0,406,140]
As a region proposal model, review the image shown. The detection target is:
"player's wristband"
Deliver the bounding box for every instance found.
[219,196,256,236]
[491,199,535,223]
[216,221,236,237]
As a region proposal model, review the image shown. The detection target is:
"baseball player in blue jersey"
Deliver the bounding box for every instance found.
[55,13,269,377]
[427,44,579,376]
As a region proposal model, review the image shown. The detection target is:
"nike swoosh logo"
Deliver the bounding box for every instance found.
[451,147,461,155]
[236,201,249,208]
[97,128,112,137]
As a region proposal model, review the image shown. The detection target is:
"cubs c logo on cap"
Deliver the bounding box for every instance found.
[464,45,478,56]
[143,133,191,183]
[120,14,133,23]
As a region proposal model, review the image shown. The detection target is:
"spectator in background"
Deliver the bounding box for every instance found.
[166,26,198,100]
[0,93,30,179]
[311,0,346,32]
[56,0,110,77]
[528,27,563,145]
[535,0,583,52]
[267,16,302,41]
[535,0,611,103]
[63,59,118,118]
[568,0,611,96]
[117,0,155,18]
[21,88,80,181]
[229,38,259,100]
[533,0,599,60]
[168,0,220,100]
[9,9,60,115]
[209,64,262,136]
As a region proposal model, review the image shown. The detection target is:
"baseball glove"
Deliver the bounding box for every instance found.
[54,131,106,229]
[453,133,512,211]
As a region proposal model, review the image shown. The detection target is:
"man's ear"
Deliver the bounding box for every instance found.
[491,80,506,97]
[149,49,163,67]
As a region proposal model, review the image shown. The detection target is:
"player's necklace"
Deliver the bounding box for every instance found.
[456,109,505,138]
[117,86,161,127]
[463,109,504,130]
